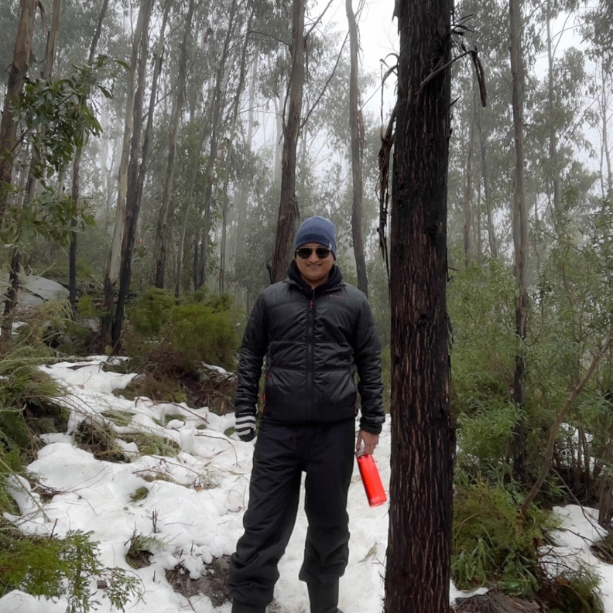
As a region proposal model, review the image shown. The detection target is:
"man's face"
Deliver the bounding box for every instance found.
[295,242,334,288]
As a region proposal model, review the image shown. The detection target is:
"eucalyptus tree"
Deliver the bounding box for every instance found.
[0,0,37,218]
[345,0,367,295]
[269,0,305,283]
[218,6,256,295]
[4,0,63,321]
[111,0,175,346]
[102,0,154,347]
[69,0,111,309]
[384,1,455,612]
[195,0,240,289]
[449,0,513,262]
[509,0,530,480]
[153,0,197,289]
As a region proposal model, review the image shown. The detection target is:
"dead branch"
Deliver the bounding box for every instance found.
[521,326,613,516]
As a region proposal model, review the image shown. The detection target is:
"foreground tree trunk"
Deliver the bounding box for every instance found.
[346,0,368,296]
[270,0,305,283]
[510,0,529,482]
[384,0,454,611]
[4,0,60,324]
[0,0,36,216]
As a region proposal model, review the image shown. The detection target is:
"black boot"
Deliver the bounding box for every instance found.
[307,579,343,613]
[231,600,266,613]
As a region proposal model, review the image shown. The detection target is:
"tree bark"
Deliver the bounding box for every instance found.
[510,0,529,482]
[0,0,36,217]
[384,0,454,611]
[153,0,196,289]
[270,0,305,283]
[345,0,368,296]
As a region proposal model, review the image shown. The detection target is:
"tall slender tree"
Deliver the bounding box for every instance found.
[346,0,368,296]
[510,0,529,481]
[197,0,238,288]
[101,0,152,346]
[4,0,61,322]
[69,0,110,309]
[0,0,36,218]
[153,0,196,289]
[270,0,305,283]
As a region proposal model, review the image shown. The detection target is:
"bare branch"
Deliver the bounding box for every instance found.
[305,0,336,39]
[300,32,349,131]
[521,326,613,516]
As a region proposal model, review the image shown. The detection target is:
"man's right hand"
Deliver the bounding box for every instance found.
[235,412,256,441]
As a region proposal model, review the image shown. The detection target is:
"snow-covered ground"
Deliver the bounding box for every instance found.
[0,356,612,612]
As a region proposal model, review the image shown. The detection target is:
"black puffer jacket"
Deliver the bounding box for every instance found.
[234,262,385,438]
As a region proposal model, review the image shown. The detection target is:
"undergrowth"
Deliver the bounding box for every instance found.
[123,287,239,380]
[0,519,142,612]
[0,333,141,611]
[452,473,603,611]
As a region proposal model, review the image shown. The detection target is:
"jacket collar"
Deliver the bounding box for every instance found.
[286,260,343,297]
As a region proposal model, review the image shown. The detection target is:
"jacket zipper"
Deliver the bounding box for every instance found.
[306,295,315,417]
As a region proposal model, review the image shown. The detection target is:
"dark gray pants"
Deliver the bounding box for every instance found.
[229,418,355,609]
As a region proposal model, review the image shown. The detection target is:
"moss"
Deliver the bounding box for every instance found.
[120,432,180,458]
[162,413,186,426]
[130,486,149,503]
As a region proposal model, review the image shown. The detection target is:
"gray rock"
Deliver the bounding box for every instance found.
[0,274,69,307]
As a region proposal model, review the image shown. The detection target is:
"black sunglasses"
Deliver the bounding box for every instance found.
[296,246,332,259]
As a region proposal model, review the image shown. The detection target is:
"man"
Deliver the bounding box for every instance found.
[229,216,385,613]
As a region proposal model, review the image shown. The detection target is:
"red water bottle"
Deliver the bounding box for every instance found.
[356,453,387,507]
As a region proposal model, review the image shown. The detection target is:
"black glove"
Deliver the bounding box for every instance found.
[235,412,256,442]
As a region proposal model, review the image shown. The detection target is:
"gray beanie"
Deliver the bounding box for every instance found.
[294,216,337,258]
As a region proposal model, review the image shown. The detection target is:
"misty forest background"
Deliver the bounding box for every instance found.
[2,0,613,611]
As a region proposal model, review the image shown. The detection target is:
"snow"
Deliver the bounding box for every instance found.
[1,356,613,612]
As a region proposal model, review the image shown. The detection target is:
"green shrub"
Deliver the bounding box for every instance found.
[123,289,239,376]
[452,475,555,597]
[0,521,142,612]
[127,288,176,336]
[540,567,604,613]
[0,347,66,458]
[163,303,238,369]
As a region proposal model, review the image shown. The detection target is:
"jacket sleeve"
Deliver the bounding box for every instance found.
[354,295,385,434]
[234,293,268,441]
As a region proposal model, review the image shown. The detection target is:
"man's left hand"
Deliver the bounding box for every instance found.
[356,430,379,455]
